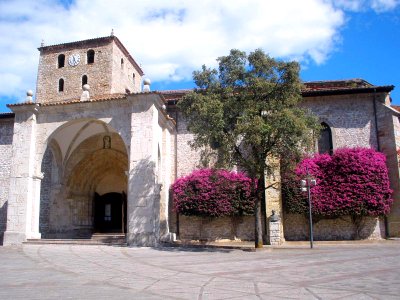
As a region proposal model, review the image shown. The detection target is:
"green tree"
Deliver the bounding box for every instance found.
[178,49,319,248]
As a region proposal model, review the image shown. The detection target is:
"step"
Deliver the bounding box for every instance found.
[91,233,126,244]
[24,235,127,246]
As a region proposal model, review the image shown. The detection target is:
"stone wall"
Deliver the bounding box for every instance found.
[178,215,254,241]
[0,117,14,244]
[36,40,114,103]
[111,42,142,94]
[302,93,378,149]
[172,113,279,243]
[284,214,385,240]
[36,37,141,104]
[176,113,203,177]
[285,93,387,241]
[375,98,400,237]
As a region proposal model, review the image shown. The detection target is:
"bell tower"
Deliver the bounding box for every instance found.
[35,35,144,103]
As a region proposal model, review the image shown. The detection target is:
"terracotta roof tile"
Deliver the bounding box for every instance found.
[39,93,127,106]
[392,105,400,112]
[6,101,36,107]
[0,112,15,118]
[7,91,166,108]
[6,79,394,109]
[160,79,394,102]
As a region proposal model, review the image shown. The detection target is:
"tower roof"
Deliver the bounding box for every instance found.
[38,35,144,76]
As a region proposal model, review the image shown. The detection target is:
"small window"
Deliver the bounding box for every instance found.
[132,73,135,82]
[87,49,95,64]
[318,122,333,154]
[121,58,124,69]
[58,54,65,68]
[82,75,88,86]
[58,78,64,92]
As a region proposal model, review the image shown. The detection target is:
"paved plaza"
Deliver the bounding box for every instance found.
[0,242,399,299]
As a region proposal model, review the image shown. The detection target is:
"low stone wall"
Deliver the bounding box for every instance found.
[177,214,385,242]
[283,214,385,240]
[178,215,254,241]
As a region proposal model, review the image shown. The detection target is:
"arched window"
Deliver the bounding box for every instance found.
[132,73,135,83]
[318,122,333,154]
[58,78,64,92]
[82,75,88,86]
[121,58,124,69]
[58,54,65,68]
[87,49,95,64]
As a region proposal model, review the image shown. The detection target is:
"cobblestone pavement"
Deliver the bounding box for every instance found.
[0,242,399,299]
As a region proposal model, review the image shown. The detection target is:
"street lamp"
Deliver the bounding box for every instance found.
[300,167,316,249]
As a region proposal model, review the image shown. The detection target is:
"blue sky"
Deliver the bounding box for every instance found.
[0,0,399,112]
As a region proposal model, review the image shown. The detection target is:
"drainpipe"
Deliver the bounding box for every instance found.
[373,88,389,237]
[373,89,381,151]
[174,107,180,238]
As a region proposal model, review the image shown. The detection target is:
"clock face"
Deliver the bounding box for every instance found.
[68,53,81,66]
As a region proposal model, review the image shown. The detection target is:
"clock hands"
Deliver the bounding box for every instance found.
[68,54,80,66]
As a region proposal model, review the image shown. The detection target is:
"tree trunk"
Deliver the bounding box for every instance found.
[254,177,264,248]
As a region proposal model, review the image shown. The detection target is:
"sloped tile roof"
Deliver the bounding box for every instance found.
[0,112,15,118]
[5,79,395,109]
[302,79,394,96]
[38,35,144,75]
[159,79,394,103]
[391,105,400,112]
[7,91,167,108]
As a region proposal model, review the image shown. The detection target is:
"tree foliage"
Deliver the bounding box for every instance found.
[179,49,318,176]
[172,169,256,217]
[178,49,319,247]
[283,148,393,217]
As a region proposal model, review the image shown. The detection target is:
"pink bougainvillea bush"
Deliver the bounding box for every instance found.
[172,169,256,217]
[283,148,393,217]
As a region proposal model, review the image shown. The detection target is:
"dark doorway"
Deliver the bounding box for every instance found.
[94,192,127,233]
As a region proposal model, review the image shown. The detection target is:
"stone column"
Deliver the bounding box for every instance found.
[127,100,160,246]
[159,127,176,242]
[29,173,43,239]
[3,105,42,245]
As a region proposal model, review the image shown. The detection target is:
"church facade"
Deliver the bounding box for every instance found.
[0,35,399,246]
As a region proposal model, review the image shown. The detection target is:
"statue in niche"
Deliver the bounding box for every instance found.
[103,135,111,149]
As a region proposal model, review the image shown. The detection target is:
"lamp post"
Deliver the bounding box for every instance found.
[300,167,316,249]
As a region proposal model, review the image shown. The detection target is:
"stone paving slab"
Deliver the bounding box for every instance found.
[0,242,399,299]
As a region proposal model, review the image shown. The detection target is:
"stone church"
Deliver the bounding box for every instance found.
[0,35,399,246]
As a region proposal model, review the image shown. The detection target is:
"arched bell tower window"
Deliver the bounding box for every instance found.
[87,49,95,64]
[318,122,333,154]
[58,54,65,68]
[82,75,88,86]
[58,78,64,92]
[121,58,124,69]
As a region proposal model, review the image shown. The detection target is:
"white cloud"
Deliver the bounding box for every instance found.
[333,0,399,12]
[0,0,397,103]
[371,0,399,12]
